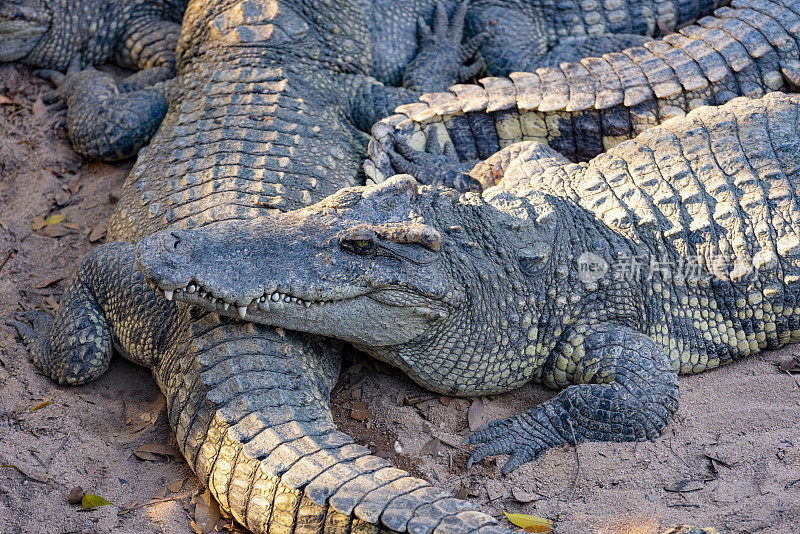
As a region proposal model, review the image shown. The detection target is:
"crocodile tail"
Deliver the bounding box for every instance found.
[157,315,510,534]
[364,0,800,180]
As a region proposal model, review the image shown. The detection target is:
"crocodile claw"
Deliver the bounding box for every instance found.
[403,0,489,92]
[466,414,552,474]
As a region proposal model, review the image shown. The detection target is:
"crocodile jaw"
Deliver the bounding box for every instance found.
[0,1,50,62]
[148,279,446,347]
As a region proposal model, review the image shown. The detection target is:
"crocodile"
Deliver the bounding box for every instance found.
[364,0,800,172]
[0,0,188,72]
[136,91,800,475]
[2,0,727,161]
[0,0,190,160]
[4,1,521,532]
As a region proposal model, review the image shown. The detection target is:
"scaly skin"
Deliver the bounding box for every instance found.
[0,0,189,160]
[3,0,746,530]
[6,1,524,532]
[0,0,187,70]
[25,0,726,161]
[365,0,800,171]
[137,92,800,475]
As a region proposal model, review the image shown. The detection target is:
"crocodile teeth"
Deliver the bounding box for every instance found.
[199,291,207,298]
[283,295,291,303]
[187,284,196,294]
[210,297,216,303]
[237,306,247,319]
[304,301,311,308]
[164,289,174,301]
[270,292,280,302]
[222,302,229,310]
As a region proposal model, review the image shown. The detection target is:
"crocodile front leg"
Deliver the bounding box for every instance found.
[6,242,179,384]
[37,60,169,161]
[467,323,679,474]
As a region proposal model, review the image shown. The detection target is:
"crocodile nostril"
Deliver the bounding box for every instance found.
[170,231,182,250]
[163,230,188,254]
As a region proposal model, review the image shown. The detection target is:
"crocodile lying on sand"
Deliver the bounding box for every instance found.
[5,1,520,532]
[1,0,190,159]
[366,0,800,173]
[0,0,187,71]
[137,91,800,475]
[3,0,725,161]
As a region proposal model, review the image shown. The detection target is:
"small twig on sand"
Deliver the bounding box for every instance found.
[784,370,800,390]
[118,495,187,515]
[0,250,15,274]
[568,419,581,501]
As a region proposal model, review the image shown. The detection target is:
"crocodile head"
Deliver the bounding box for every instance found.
[136,175,562,393]
[0,0,50,62]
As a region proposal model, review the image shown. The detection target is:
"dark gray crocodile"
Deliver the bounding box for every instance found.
[135,91,800,476]
[1,0,190,160]
[4,1,515,532]
[0,0,187,71]
[365,0,800,170]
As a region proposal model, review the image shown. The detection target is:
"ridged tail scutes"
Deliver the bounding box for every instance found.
[155,314,509,533]
[364,0,800,180]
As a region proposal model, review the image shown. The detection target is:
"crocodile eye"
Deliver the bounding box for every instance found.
[341,238,375,255]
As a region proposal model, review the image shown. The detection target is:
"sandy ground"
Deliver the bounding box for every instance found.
[1,64,800,534]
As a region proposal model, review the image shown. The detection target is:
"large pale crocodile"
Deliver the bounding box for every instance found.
[136,91,800,475]
[4,1,519,532]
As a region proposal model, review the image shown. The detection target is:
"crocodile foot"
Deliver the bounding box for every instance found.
[402,0,488,93]
[386,136,480,191]
[466,410,558,475]
[35,55,167,160]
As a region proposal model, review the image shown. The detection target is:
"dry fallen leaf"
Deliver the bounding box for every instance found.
[350,401,371,422]
[134,442,184,462]
[82,494,111,510]
[67,486,85,504]
[779,357,800,373]
[45,295,59,311]
[454,482,471,500]
[663,478,705,493]
[0,94,14,105]
[503,512,554,533]
[194,490,221,534]
[1,464,53,484]
[29,401,51,412]
[167,478,186,493]
[34,274,66,289]
[154,486,168,500]
[31,94,47,118]
[511,486,541,503]
[42,224,71,238]
[467,398,485,431]
[31,215,46,231]
[89,224,106,243]
[419,438,440,456]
